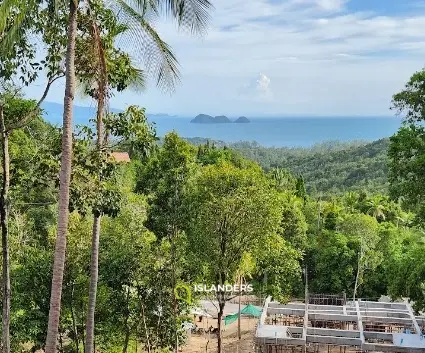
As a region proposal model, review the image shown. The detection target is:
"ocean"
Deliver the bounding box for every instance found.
[148,116,402,148]
[41,102,402,148]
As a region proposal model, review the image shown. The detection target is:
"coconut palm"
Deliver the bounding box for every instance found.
[43,1,213,353]
[342,191,359,213]
[366,195,387,221]
[74,8,147,353]
[396,211,415,228]
[323,199,344,231]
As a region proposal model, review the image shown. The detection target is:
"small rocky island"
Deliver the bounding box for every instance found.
[234,116,250,123]
[191,114,250,124]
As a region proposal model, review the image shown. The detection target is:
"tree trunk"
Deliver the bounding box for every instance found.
[85,214,101,353]
[81,302,86,353]
[353,245,364,302]
[217,302,225,353]
[0,105,11,353]
[237,275,241,340]
[353,252,361,302]
[122,287,131,353]
[141,302,151,353]
[71,282,80,353]
[85,17,107,353]
[44,1,77,352]
[171,226,178,353]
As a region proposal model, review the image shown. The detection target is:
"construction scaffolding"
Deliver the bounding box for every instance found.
[255,295,425,353]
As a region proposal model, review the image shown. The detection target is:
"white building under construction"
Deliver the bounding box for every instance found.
[255,294,425,353]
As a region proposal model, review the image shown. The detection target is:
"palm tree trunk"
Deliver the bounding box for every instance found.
[0,105,11,353]
[45,1,77,352]
[85,23,106,350]
[70,282,80,353]
[85,213,101,353]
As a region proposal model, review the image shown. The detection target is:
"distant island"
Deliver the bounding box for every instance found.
[235,116,250,123]
[191,114,250,124]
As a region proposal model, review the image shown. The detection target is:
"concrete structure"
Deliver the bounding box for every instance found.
[255,296,425,352]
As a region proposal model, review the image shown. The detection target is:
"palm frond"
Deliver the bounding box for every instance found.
[0,0,27,54]
[134,0,160,16]
[115,0,181,92]
[127,68,146,92]
[158,0,213,35]
[113,23,131,36]
[0,0,20,34]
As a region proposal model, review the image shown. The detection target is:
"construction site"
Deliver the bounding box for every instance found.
[255,294,425,353]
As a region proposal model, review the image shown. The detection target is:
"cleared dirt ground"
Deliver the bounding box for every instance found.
[181,317,257,353]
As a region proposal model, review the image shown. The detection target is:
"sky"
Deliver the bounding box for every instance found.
[25,0,425,117]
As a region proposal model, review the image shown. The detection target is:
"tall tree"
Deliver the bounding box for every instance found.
[45,1,213,351]
[389,69,425,223]
[366,195,387,221]
[187,162,282,353]
[137,132,197,352]
[0,2,64,348]
[44,1,78,351]
[339,214,380,300]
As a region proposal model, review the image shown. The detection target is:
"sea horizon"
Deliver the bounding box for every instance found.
[41,102,402,148]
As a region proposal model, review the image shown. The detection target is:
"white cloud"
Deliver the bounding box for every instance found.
[316,0,348,11]
[26,0,425,116]
[255,73,271,93]
[238,73,273,102]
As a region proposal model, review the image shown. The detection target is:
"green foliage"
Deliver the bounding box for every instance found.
[186,138,390,195]
[105,105,157,159]
[7,88,425,352]
[279,194,307,252]
[389,125,425,215]
[75,1,146,97]
[308,231,357,294]
[389,69,425,225]
[0,0,41,84]
[253,233,302,302]
[137,132,196,239]
[186,162,284,295]
[391,69,425,123]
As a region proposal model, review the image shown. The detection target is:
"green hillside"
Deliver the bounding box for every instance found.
[185,138,390,195]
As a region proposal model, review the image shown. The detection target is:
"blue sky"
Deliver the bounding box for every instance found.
[26,0,425,117]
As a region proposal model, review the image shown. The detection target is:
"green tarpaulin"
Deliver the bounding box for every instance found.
[224,313,238,325]
[241,304,262,317]
[224,304,262,325]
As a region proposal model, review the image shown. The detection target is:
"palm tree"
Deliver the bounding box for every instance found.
[76,9,146,353]
[0,3,63,352]
[343,191,359,213]
[323,199,344,231]
[82,13,109,353]
[396,211,415,228]
[44,1,213,353]
[44,1,78,351]
[366,195,386,221]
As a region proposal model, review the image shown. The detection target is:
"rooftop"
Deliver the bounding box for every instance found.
[110,152,130,163]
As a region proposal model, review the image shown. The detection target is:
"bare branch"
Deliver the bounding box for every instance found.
[6,73,64,132]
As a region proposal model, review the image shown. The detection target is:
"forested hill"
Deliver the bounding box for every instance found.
[185,138,390,195]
